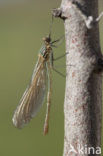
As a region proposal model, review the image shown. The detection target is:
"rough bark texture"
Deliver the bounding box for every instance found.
[59,0,102,156]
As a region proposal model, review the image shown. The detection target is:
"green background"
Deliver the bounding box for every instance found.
[0,0,103,156]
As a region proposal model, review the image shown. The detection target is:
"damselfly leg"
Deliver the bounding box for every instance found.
[53,52,69,61]
[50,35,64,46]
[50,35,69,63]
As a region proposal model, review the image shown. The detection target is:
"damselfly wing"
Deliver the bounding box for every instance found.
[12,36,54,134]
[12,58,47,128]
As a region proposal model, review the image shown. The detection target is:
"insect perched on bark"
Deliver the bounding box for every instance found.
[12,18,64,135]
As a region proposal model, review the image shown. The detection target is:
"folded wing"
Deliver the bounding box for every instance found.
[12,59,47,128]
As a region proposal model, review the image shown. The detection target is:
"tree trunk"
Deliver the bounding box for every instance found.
[53,0,102,156]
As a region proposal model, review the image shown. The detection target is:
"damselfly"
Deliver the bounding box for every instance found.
[12,21,64,135]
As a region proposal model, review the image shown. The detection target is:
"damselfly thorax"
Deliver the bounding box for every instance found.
[39,37,52,62]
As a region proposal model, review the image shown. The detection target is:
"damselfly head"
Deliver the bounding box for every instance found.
[43,36,51,43]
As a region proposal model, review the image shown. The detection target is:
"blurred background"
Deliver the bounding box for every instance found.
[0,0,103,156]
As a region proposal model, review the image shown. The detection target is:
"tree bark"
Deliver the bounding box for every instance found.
[53,0,102,156]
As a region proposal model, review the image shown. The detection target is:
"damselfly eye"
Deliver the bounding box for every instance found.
[46,37,51,42]
[43,36,51,43]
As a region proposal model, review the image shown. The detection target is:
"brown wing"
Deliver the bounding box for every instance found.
[12,57,47,128]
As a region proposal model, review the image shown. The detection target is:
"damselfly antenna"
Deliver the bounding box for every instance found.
[48,15,54,39]
[42,15,53,44]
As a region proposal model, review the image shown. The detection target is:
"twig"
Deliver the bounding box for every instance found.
[95,12,103,22]
[72,1,103,29]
